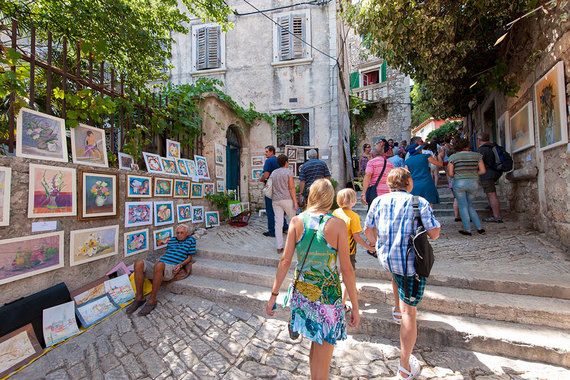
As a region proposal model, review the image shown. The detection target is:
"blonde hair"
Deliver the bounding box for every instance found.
[387,168,412,190]
[336,188,357,208]
[307,179,334,212]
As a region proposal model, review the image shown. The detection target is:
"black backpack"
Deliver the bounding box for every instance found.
[491,144,513,172]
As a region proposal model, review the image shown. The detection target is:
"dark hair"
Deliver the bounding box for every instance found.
[381,139,390,153]
[277,154,288,167]
[425,141,437,154]
[477,132,491,142]
[454,138,470,151]
[363,143,371,151]
[265,145,276,153]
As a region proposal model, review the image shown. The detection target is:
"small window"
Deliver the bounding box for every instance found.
[276,113,310,147]
[192,24,225,72]
[363,70,379,86]
[274,10,311,63]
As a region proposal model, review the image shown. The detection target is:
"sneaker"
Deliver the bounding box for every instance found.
[263,231,275,237]
[458,230,472,236]
[454,217,461,222]
[483,216,504,223]
[477,229,486,235]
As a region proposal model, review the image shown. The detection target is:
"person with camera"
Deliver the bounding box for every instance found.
[266,179,359,380]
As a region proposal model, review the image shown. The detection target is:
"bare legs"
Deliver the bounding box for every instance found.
[309,341,335,380]
[133,260,165,304]
[148,262,165,304]
[399,303,418,378]
[392,279,401,313]
[133,260,145,301]
[486,191,501,219]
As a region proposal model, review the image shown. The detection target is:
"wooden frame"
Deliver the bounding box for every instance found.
[0,324,43,378]
[16,108,68,163]
[154,177,173,197]
[174,179,191,198]
[0,166,12,226]
[190,183,203,199]
[78,169,118,220]
[70,123,109,168]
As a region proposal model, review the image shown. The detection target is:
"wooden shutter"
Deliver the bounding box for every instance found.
[196,26,221,70]
[196,27,207,70]
[278,14,306,61]
[380,61,387,82]
[278,16,291,61]
[291,15,305,59]
[350,72,360,89]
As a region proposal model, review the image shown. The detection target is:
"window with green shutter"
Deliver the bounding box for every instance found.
[350,72,360,89]
[380,61,387,82]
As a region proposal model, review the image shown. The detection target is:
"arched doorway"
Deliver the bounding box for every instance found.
[226,126,241,191]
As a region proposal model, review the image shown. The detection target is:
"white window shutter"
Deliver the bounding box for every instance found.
[278,16,291,61]
[206,26,221,69]
[196,27,207,70]
[291,15,305,59]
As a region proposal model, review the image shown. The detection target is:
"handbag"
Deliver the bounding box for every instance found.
[365,158,387,207]
[262,177,273,199]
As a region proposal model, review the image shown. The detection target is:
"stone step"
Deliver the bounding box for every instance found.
[166,275,570,367]
[191,258,570,329]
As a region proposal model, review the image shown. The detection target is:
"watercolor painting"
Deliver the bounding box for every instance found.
[75,294,119,328]
[190,183,203,199]
[205,211,220,228]
[125,201,153,228]
[194,155,210,179]
[105,274,135,305]
[16,108,68,162]
[192,206,204,223]
[0,324,42,378]
[251,168,263,180]
[79,171,118,220]
[71,123,108,167]
[176,203,193,223]
[161,157,179,176]
[215,143,225,165]
[42,301,80,347]
[285,146,297,160]
[215,164,225,179]
[166,139,181,159]
[154,178,173,197]
[118,152,134,171]
[228,201,242,217]
[251,156,264,166]
[0,167,12,226]
[496,112,509,152]
[69,225,119,266]
[174,179,190,198]
[124,228,149,257]
[241,202,250,212]
[143,152,163,174]
[0,231,64,286]
[216,180,225,193]
[184,159,199,182]
[203,182,215,196]
[154,201,174,226]
[71,277,107,306]
[28,164,76,218]
[127,175,152,198]
[176,159,189,177]
[154,227,173,250]
[534,61,568,151]
[509,102,535,154]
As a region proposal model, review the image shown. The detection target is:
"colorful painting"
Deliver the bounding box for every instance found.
[154,178,173,197]
[124,228,149,256]
[251,156,264,166]
[203,182,215,196]
[215,143,225,165]
[205,211,220,228]
[104,274,135,305]
[215,164,225,179]
[154,227,173,250]
[192,206,204,223]
[166,139,181,159]
[509,102,535,154]
[251,168,263,180]
[42,301,80,347]
[190,183,203,199]
[184,159,200,182]
[0,167,11,226]
[174,179,190,198]
[71,277,107,306]
[79,171,118,220]
[71,123,108,167]
[285,147,297,160]
[143,152,163,174]
[69,225,119,266]
[176,159,189,176]
[194,155,210,179]
[216,180,225,193]
[75,294,119,328]
[28,164,76,218]
[118,152,134,171]
[0,324,43,378]
[534,61,568,151]
[228,200,242,217]
[125,201,153,228]
[154,201,174,226]
[16,108,68,162]
[161,157,179,176]
[176,203,193,223]
[127,175,152,198]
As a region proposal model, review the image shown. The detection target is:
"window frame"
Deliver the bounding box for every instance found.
[273,109,314,148]
[358,62,387,87]
[272,9,312,66]
[191,23,226,74]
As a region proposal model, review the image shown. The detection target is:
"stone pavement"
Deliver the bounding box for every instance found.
[11,292,570,380]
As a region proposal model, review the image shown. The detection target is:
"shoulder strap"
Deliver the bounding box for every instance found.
[372,158,388,188]
[412,195,424,228]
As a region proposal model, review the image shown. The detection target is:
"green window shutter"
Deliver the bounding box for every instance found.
[350,72,360,89]
[380,61,387,82]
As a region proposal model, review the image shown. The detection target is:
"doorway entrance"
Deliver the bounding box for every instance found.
[226,126,241,191]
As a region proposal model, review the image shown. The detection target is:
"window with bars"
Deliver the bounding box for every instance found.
[276,113,310,148]
[193,25,223,71]
[275,12,310,62]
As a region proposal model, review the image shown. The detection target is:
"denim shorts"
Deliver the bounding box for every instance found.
[392,273,427,307]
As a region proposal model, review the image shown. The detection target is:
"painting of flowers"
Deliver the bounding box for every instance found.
[205,211,220,228]
[69,225,119,266]
[43,301,80,347]
[143,152,163,174]
[0,324,42,378]
[154,201,174,226]
[215,143,225,165]
[118,152,134,171]
[124,229,149,257]
[194,155,210,179]
[176,159,189,176]
[203,182,215,196]
[509,102,535,154]
[0,167,11,226]
[184,159,199,181]
[0,231,64,286]
[28,164,76,218]
[79,171,118,220]
[192,206,204,223]
[174,179,190,198]
[127,175,151,198]
[161,157,179,176]
[75,294,119,328]
[16,108,68,162]
[154,178,173,197]
[154,227,173,250]
[176,203,192,223]
[71,123,108,167]
[166,139,181,159]
[125,201,153,228]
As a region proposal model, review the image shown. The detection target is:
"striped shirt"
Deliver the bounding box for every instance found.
[299,159,331,195]
[365,157,394,196]
[159,236,196,265]
[448,151,482,180]
[365,191,440,276]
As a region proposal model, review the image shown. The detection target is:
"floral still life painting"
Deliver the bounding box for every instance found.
[43,301,80,347]
[177,203,193,223]
[190,183,203,199]
[161,157,179,176]
[166,139,181,159]
[125,201,153,228]
[80,171,118,220]
[192,206,204,224]
[118,152,135,171]
[205,211,220,228]
[0,167,12,226]
[16,108,68,162]
[0,231,64,286]
[174,179,190,198]
[194,155,210,179]
[203,182,215,196]
[124,229,149,256]
[104,274,135,305]
[154,201,174,226]
[154,227,173,250]
[75,294,119,328]
[0,324,43,378]
[127,175,151,198]
[69,225,119,266]
[71,123,109,167]
[176,159,189,176]
[154,178,173,197]
[143,152,163,174]
[28,164,76,218]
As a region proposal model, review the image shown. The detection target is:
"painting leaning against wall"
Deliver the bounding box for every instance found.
[16,108,68,163]
[28,164,76,218]
[0,167,12,226]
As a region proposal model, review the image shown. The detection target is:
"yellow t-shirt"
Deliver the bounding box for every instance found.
[332,207,362,256]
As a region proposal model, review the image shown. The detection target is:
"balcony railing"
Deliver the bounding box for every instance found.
[351,82,388,103]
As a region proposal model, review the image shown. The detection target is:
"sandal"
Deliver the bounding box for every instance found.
[125,299,145,315]
[398,355,421,379]
[392,306,402,325]
[138,302,156,316]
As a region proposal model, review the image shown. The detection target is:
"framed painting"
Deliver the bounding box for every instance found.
[125,201,153,228]
[104,274,135,305]
[289,162,297,177]
[43,301,80,347]
[251,168,263,180]
[0,324,43,378]
[161,157,179,176]
[79,170,118,220]
[118,152,134,171]
[497,112,510,152]
[28,164,76,218]
[509,102,535,154]
[143,152,163,174]
[285,146,297,161]
[216,180,225,193]
[191,206,204,223]
[205,211,220,228]
[0,231,64,286]
[69,225,119,266]
[215,164,225,179]
[70,123,108,167]
[190,183,203,199]
[228,200,242,217]
[75,294,119,328]
[174,179,190,198]
[127,175,152,198]
[184,159,200,182]
[154,178,173,197]
[0,167,11,226]
[16,108,68,162]
[203,182,215,196]
[71,277,107,306]
[176,203,193,223]
[241,202,250,212]
[251,156,264,166]
[534,61,568,151]
[194,155,210,179]
[154,201,174,226]
[166,139,181,159]
[176,159,189,177]
[124,228,149,257]
[154,227,173,250]
[215,143,225,165]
